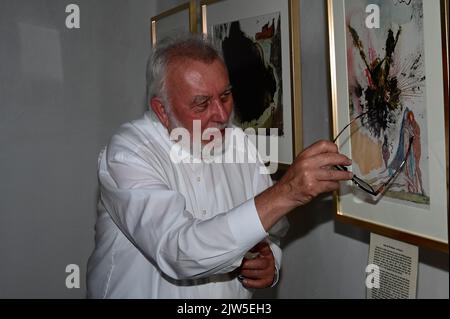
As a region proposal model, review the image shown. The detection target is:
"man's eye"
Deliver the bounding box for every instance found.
[195,101,209,111]
[220,92,232,102]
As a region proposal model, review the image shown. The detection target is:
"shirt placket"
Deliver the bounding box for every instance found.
[190,163,209,219]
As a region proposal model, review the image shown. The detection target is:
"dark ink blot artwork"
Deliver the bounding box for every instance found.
[345,0,429,205]
[213,12,283,136]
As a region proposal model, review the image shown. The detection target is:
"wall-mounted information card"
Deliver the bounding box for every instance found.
[367,233,419,299]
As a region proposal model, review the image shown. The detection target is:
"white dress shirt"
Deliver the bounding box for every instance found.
[87,111,289,299]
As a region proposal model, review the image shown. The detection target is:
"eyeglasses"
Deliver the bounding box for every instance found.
[333,111,414,196]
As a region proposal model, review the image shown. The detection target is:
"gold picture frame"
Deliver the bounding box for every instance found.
[151,0,197,47]
[328,0,449,252]
[201,0,303,175]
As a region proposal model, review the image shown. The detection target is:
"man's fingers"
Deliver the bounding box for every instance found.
[241,278,273,289]
[240,268,268,279]
[239,251,275,289]
[310,153,352,168]
[249,241,272,256]
[316,168,353,182]
[297,140,339,159]
[241,257,270,271]
[257,244,273,257]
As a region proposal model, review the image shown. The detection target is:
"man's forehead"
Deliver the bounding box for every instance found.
[166,57,229,86]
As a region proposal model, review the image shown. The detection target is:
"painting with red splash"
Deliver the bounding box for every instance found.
[345,0,430,205]
[212,12,284,136]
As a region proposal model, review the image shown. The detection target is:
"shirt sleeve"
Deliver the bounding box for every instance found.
[98,144,268,281]
[252,160,290,287]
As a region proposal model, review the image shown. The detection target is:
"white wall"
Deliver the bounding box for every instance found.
[0,0,156,298]
[0,0,447,299]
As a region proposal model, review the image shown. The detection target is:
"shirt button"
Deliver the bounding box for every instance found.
[197,177,201,182]
[202,209,207,216]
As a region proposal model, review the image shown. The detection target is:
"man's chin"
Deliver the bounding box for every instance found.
[201,127,228,148]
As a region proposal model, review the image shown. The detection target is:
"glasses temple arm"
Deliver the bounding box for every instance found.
[333,111,369,143]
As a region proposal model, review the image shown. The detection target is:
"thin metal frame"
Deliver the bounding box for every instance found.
[333,111,415,196]
[151,0,197,47]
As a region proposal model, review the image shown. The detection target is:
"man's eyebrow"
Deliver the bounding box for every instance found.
[191,95,211,105]
[190,85,233,106]
[221,85,233,93]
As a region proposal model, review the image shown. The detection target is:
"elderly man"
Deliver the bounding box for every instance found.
[87,35,353,299]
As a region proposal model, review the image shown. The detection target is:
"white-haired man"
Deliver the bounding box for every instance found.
[87,35,353,298]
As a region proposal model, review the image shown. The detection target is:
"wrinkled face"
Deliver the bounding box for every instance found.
[164,58,234,137]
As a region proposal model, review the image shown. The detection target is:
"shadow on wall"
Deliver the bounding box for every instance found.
[253,194,339,299]
[419,247,449,272]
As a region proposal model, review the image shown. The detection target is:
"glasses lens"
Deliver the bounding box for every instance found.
[334,113,414,197]
[335,165,376,194]
[352,175,375,194]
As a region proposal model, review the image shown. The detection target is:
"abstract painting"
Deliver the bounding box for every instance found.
[329,0,448,250]
[345,0,429,205]
[212,12,284,136]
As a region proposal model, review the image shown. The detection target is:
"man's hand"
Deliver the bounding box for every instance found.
[279,140,353,207]
[255,140,353,231]
[239,241,275,289]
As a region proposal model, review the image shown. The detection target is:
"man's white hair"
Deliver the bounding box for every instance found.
[146,33,225,108]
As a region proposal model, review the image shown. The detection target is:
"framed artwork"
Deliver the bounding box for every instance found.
[201,0,303,171]
[151,0,197,47]
[328,0,448,252]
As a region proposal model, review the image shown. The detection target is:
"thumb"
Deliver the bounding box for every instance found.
[258,243,272,257]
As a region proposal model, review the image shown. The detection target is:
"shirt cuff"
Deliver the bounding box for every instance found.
[271,266,280,287]
[227,198,267,249]
[267,240,282,287]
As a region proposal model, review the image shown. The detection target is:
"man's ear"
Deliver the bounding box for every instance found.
[150,97,170,129]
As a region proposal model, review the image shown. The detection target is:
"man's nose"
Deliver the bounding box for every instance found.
[211,99,229,123]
